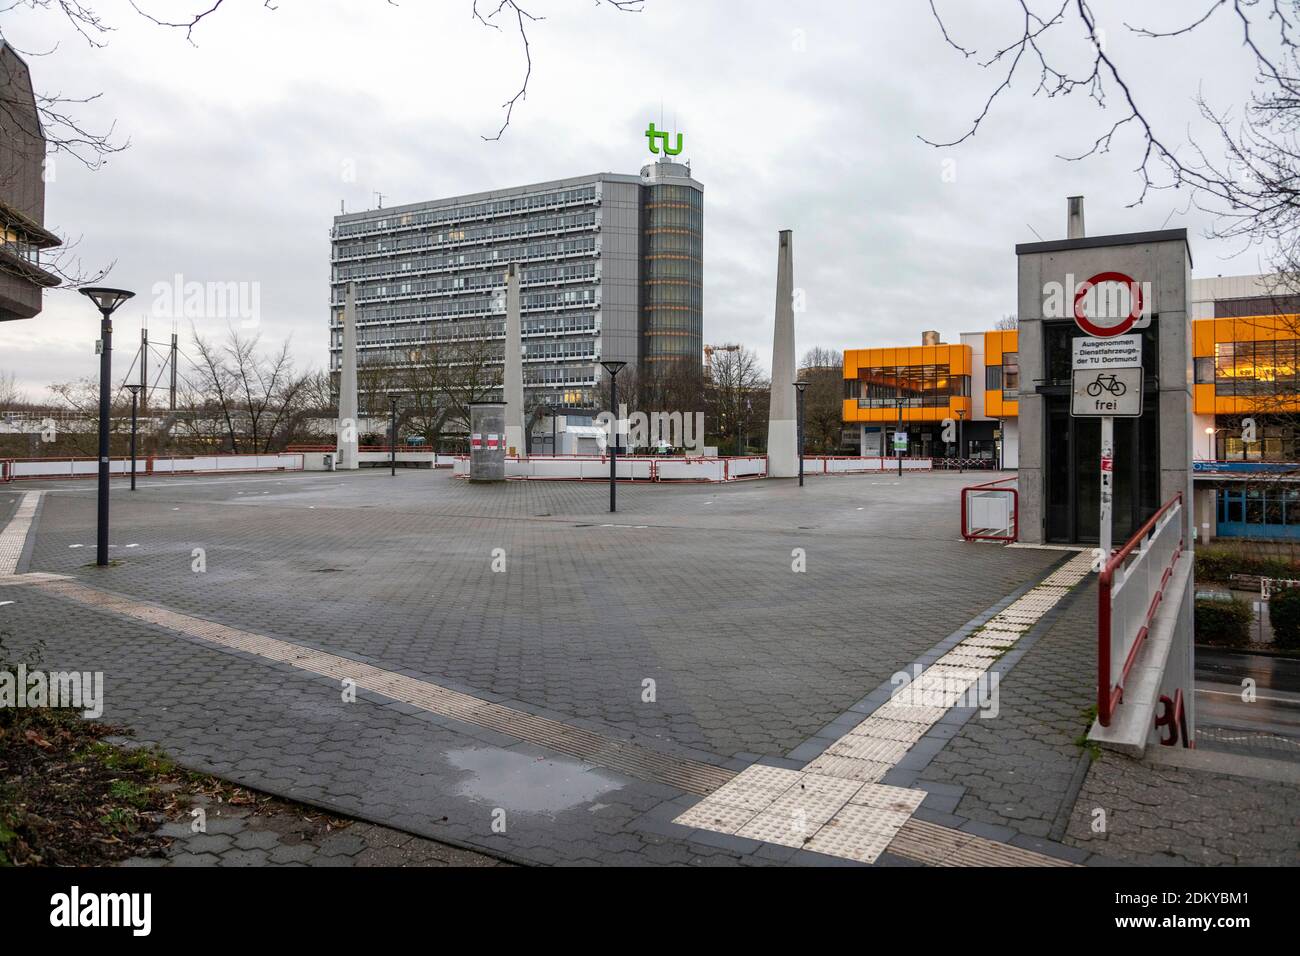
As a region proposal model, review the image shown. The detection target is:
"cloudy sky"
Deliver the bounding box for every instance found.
[0,0,1276,396]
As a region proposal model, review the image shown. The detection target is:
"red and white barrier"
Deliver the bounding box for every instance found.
[3,453,304,481]
[450,454,938,482]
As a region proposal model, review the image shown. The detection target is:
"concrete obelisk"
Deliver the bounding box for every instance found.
[337,281,359,469]
[503,263,525,456]
[766,230,798,478]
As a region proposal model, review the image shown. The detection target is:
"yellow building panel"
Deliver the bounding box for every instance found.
[1193,319,1214,357]
[954,347,972,375]
[1194,383,1215,415]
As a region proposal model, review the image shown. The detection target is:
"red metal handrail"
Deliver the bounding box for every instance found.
[960,475,1018,542]
[1097,491,1184,727]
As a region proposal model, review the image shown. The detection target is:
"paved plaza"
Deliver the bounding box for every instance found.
[1,469,1296,866]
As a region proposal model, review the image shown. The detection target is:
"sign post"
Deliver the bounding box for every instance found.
[1071,291,1144,559]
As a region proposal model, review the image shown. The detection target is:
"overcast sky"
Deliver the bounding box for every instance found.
[0,0,1277,397]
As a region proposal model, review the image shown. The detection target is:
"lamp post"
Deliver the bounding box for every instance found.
[896,396,904,477]
[793,380,809,487]
[742,396,752,459]
[600,360,627,512]
[956,407,966,474]
[387,393,400,476]
[124,384,142,491]
[80,287,135,567]
[1204,425,1215,463]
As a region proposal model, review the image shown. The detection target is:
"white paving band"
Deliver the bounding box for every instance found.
[674,551,1096,865]
[0,492,42,576]
[17,574,736,796]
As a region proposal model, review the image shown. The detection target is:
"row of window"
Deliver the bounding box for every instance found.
[1,229,41,266]
[525,364,597,385]
[1196,339,1300,396]
[1217,488,1300,529]
[332,236,596,283]
[847,365,972,407]
[332,311,601,347]
[644,206,702,231]
[646,184,702,207]
[353,287,597,324]
[338,261,596,304]
[523,339,597,360]
[333,210,598,260]
[984,353,1021,395]
[1210,417,1300,461]
[333,186,598,239]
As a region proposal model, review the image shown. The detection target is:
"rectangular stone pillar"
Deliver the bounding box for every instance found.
[337,281,359,469]
[503,263,525,457]
[767,230,798,478]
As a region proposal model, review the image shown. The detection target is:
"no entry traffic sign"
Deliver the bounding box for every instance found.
[1074,271,1145,337]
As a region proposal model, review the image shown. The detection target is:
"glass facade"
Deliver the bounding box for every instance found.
[1207,340,1300,396]
[1211,415,1299,460]
[848,364,970,408]
[642,182,703,368]
[1217,486,1300,539]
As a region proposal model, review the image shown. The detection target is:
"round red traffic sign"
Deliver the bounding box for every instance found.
[1073,271,1143,337]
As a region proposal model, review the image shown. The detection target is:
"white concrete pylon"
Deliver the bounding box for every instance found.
[503,263,525,457]
[767,230,798,478]
[337,281,359,470]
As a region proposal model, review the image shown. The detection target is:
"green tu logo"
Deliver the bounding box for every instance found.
[645,122,683,156]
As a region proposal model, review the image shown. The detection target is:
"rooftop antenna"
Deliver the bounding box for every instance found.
[374,191,385,209]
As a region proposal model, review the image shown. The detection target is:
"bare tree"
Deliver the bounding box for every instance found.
[799,347,845,454]
[709,346,767,454]
[46,375,130,455]
[924,1,1300,271]
[181,326,316,452]
[995,314,1018,330]
[0,370,26,407]
[438,321,504,436]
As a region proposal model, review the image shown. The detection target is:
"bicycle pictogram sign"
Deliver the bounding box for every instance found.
[1085,372,1128,398]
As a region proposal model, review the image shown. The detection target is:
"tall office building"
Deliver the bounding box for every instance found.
[328,158,703,412]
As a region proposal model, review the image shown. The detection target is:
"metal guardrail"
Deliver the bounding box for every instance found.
[1097,492,1184,728]
[960,476,1018,542]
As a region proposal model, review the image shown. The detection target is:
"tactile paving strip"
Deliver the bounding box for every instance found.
[676,551,1093,865]
[0,492,40,576]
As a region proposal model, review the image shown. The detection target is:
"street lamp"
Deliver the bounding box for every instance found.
[742,396,752,459]
[1204,425,1216,463]
[956,407,966,475]
[387,393,400,477]
[793,380,809,487]
[80,286,135,566]
[124,384,142,492]
[895,396,905,477]
[600,360,627,512]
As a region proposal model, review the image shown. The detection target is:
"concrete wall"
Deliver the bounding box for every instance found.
[1016,229,1193,544]
[596,178,642,368]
